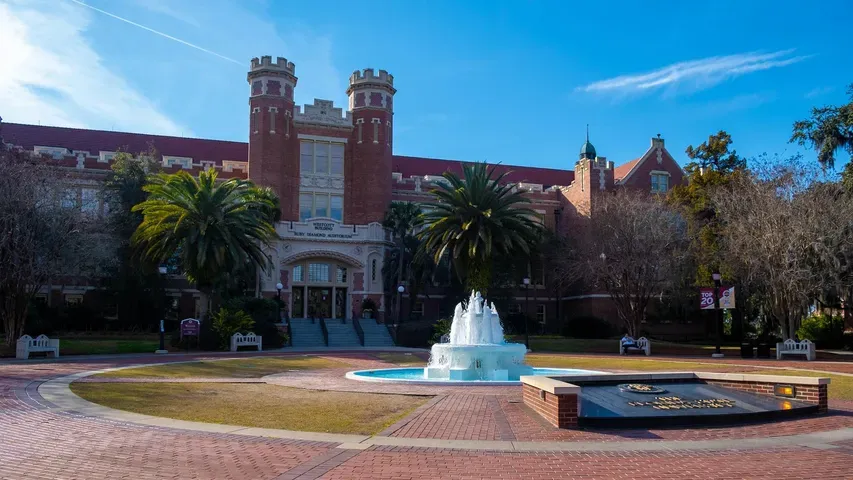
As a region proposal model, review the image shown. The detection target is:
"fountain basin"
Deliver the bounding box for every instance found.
[426,342,528,381]
[346,367,605,385]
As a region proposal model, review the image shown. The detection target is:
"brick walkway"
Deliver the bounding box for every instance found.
[2,351,853,478]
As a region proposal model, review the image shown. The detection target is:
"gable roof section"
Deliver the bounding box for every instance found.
[2,123,247,164]
[614,158,640,182]
[393,155,574,188]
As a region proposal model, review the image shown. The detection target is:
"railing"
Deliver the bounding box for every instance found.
[319,318,329,346]
[353,317,365,346]
[285,316,293,347]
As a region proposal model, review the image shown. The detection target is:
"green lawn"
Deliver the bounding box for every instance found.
[71,382,428,435]
[95,356,344,379]
[514,336,742,355]
[374,352,427,366]
[61,338,161,355]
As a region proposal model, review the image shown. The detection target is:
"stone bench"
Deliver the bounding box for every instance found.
[619,336,650,356]
[16,334,60,359]
[776,339,815,361]
[230,332,262,352]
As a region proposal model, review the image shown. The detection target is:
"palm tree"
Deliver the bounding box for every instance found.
[131,169,279,316]
[382,201,422,322]
[418,162,544,294]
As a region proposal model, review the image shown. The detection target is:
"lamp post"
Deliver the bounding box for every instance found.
[712,272,724,358]
[397,285,405,326]
[275,282,284,318]
[523,277,531,350]
[156,266,168,354]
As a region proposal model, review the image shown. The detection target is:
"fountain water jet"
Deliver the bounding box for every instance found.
[425,291,530,381]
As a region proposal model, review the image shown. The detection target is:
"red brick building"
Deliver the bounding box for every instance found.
[0,55,693,338]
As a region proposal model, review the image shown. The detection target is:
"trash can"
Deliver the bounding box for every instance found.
[740,343,754,358]
[756,343,771,358]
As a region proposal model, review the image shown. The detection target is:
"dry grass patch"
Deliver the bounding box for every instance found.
[95,356,344,379]
[71,382,428,435]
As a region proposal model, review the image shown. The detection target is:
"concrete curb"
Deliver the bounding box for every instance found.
[38,365,853,453]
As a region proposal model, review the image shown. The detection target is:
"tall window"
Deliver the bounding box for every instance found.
[81,188,99,213]
[293,265,304,282]
[651,173,669,193]
[300,140,345,175]
[536,305,546,323]
[300,193,344,221]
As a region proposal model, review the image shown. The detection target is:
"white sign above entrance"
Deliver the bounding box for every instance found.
[279,219,388,243]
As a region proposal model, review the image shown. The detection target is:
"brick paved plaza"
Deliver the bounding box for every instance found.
[2,351,853,479]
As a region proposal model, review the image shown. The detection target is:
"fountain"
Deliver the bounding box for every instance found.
[425,291,528,381]
[346,291,602,384]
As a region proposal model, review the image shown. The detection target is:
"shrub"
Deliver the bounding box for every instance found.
[361,298,378,318]
[395,320,435,348]
[211,308,255,349]
[796,314,844,349]
[429,317,452,345]
[561,316,614,339]
[502,313,527,335]
[221,297,285,349]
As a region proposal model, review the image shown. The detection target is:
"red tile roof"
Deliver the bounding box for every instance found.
[2,122,577,186]
[614,157,640,182]
[1,123,247,164]
[393,155,574,187]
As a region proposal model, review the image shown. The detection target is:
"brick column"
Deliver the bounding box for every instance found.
[521,380,580,429]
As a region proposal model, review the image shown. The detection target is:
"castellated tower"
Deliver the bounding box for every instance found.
[345,69,396,224]
[247,56,300,221]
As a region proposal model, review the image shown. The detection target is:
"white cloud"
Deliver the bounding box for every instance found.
[805,86,834,99]
[0,0,189,136]
[577,50,811,97]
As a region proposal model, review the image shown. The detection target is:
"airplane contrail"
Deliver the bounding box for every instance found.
[66,0,243,66]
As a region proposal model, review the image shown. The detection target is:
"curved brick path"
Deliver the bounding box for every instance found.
[3,351,853,479]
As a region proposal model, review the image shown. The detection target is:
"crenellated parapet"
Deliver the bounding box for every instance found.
[248,55,297,100]
[347,68,395,112]
[294,99,353,128]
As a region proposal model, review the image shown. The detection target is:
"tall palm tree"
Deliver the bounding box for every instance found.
[418,162,544,295]
[131,169,279,316]
[382,201,422,322]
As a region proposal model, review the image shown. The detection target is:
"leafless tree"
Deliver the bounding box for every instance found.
[558,190,690,337]
[712,157,853,339]
[0,147,113,346]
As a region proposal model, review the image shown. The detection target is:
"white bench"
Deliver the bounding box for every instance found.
[230,332,262,352]
[619,336,650,356]
[776,339,815,361]
[16,334,60,359]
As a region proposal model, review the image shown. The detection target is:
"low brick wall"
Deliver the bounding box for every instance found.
[697,373,829,414]
[521,372,830,429]
[521,382,579,428]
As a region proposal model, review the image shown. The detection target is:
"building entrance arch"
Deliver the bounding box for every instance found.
[287,256,355,320]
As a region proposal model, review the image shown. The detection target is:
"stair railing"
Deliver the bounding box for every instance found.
[319,317,329,346]
[352,317,365,346]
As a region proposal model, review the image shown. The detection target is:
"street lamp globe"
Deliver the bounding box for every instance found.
[397,285,405,294]
[711,273,722,282]
[275,282,283,291]
[522,277,530,286]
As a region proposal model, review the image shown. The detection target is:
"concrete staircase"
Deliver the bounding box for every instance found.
[359,319,396,347]
[324,319,363,348]
[289,318,326,347]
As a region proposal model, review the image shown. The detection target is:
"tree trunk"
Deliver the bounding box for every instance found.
[466,261,492,296]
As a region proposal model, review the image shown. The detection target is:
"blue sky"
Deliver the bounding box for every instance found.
[1,0,851,171]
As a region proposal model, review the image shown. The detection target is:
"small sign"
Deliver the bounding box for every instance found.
[719,286,736,309]
[180,318,200,337]
[699,288,716,310]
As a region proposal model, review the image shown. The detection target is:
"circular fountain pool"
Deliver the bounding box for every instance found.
[346,367,604,385]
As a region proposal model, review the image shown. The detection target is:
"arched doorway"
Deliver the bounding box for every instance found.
[289,259,351,319]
